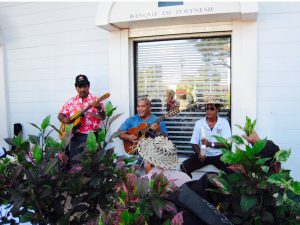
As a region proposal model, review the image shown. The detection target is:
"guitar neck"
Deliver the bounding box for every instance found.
[79,105,92,117]
[71,105,92,121]
[69,93,110,122]
[140,115,166,135]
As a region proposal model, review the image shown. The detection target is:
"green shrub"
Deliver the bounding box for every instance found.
[208,117,300,225]
[0,101,182,225]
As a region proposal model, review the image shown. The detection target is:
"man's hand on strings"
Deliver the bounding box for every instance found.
[127,134,138,143]
[150,123,161,132]
[62,117,71,124]
[91,101,100,108]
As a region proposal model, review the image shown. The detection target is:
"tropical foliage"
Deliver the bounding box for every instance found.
[101,172,182,225]
[0,102,182,225]
[2,106,299,225]
[208,117,300,225]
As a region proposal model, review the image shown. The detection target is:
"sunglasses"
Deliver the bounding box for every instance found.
[206,106,216,111]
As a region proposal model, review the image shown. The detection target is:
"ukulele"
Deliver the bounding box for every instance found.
[59,93,110,140]
[124,107,180,154]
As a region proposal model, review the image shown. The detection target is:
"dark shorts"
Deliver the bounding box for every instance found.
[180,154,230,178]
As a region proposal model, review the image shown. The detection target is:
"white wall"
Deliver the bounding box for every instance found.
[257,2,300,179]
[0,2,109,140]
[0,32,9,148]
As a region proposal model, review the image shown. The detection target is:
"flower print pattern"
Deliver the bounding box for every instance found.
[59,93,103,134]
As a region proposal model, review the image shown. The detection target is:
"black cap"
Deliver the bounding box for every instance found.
[75,74,90,86]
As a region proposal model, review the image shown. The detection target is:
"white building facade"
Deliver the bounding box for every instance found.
[0,2,299,179]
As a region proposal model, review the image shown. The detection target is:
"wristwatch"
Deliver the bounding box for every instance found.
[211,142,215,148]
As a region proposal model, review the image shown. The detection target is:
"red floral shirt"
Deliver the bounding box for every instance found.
[59,93,103,134]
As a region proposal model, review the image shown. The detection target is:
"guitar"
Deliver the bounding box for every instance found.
[59,93,110,140]
[124,107,180,154]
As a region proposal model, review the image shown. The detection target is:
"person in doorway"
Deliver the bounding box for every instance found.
[118,97,168,156]
[165,89,179,112]
[180,96,232,178]
[58,74,106,165]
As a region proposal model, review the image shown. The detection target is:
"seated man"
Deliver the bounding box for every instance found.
[180,96,232,178]
[118,97,168,155]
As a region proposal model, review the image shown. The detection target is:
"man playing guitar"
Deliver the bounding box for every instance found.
[118,97,168,154]
[58,74,106,165]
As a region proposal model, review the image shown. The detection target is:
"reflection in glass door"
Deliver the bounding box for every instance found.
[135,36,231,155]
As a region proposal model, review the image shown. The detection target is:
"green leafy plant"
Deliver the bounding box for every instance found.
[235,116,256,136]
[209,117,300,225]
[0,101,182,225]
[1,115,68,224]
[0,102,126,224]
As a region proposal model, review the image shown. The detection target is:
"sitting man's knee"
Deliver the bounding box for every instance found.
[180,163,192,178]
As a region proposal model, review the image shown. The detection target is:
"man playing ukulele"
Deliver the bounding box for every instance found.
[58,74,106,165]
[118,97,168,154]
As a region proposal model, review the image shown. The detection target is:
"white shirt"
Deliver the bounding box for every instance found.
[190,116,231,157]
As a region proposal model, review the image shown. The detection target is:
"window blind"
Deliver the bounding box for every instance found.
[135,36,231,155]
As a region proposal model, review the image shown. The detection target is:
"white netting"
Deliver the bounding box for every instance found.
[137,136,179,170]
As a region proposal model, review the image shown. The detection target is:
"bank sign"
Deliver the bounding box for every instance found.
[96,2,257,31]
[109,2,241,23]
[129,6,214,20]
